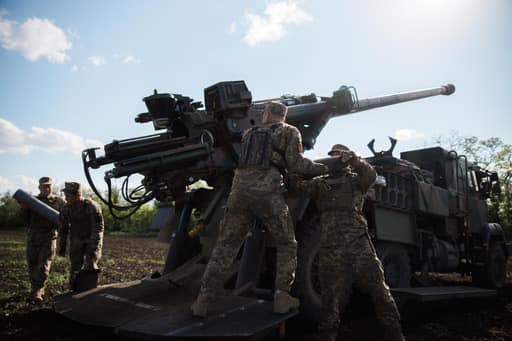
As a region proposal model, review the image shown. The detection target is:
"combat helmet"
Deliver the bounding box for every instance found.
[328,144,349,156]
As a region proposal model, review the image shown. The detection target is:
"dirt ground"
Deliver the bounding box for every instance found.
[1,229,512,341]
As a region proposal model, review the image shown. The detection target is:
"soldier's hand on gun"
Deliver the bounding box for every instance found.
[340,150,356,163]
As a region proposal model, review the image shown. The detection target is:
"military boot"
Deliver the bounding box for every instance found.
[190,294,209,318]
[273,290,300,314]
[30,287,44,302]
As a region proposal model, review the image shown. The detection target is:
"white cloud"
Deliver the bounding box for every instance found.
[0,118,30,154]
[393,128,427,142]
[0,118,103,155]
[0,175,16,192]
[0,175,39,193]
[227,22,237,34]
[0,11,72,63]
[16,175,39,191]
[29,126,103,154]
[122,55,140,64]
[71,64,78,72]
[88,55,105,66]
[243,1,313,46]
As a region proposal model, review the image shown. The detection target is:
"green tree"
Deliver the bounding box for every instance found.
[434,132,512,233]
[0,185,158,235]
[0,192,25,228]
[93,185,158,236]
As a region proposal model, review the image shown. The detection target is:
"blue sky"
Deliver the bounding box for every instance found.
[0,0,511,193]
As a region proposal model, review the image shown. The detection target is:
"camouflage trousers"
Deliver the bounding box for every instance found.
[26,233,56,291]
[198,187,297,301]
[318,233,401,331]
[70,237,102,284]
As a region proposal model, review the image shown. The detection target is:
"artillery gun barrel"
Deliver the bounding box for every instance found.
[281,83,454,150]
[283,84,455,123]
[350,84,455,114]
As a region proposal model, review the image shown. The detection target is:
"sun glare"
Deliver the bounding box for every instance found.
[391,0,475,38]
[403,0,463,14]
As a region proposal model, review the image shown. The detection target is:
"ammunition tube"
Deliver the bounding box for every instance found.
[13,189,60,225]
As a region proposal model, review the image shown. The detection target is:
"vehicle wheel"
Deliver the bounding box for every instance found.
[472,242,506,289]
[293,216,321,321]
[375,242,411,288]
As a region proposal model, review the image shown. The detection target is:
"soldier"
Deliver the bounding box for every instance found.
[58,182,104,288]
[191,101,328,317]
[20,177,66,302]
[296,144,404,341]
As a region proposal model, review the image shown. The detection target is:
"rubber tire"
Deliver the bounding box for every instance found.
[472,242,506,289]
[293,217,322,321]
[375,242,411,288]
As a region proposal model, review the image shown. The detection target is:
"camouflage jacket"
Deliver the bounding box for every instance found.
[21,194,66,239]
[299,156,376,246]
[233,120,328,192]
[59,198,104,247]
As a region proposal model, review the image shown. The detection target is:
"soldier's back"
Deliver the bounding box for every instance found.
[234,121,288,192]
[62,198,101,238]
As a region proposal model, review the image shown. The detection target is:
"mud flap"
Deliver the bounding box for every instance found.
[391,286,496,304]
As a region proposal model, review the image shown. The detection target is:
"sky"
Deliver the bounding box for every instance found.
[0,0,511,194]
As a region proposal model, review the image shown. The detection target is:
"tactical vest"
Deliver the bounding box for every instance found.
[238,124,282,170]
[316,172,364,213]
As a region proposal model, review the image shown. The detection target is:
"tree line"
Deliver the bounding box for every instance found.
[0,186,158,236]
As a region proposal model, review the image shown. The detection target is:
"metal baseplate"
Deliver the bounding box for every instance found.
[54,262,297,340]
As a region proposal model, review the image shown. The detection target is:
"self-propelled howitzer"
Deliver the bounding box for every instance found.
[58,80,459,339]
[82,81,455,217]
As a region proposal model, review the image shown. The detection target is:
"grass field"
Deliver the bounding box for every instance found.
[0,230,168,316]
[1,229,512,340]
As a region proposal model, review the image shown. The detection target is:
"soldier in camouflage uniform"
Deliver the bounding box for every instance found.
[58,182,104,288]
[20,177,66,302]
[191,101,328,317]
[297,144,404,341]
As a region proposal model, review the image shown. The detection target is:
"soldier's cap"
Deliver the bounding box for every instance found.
[38,177,52,185]
[264,101,287,117]
[328,144,350,156]
[61,182,82,194]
